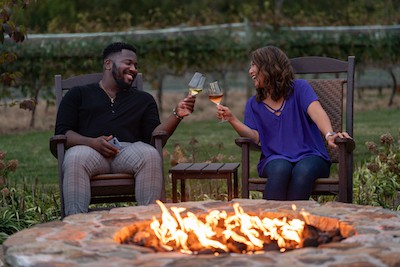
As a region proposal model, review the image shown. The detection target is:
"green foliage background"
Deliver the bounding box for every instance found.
[11,0,400,33]
[2,0,400,119]
[3,25,399,100]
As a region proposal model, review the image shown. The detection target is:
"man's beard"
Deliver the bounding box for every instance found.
[112,62,133,90]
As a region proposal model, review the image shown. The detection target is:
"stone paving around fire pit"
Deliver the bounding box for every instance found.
[3,199,400,267]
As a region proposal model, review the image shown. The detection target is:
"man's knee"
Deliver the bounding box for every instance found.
[64,146,94,167]
[136,146,161,169]
[142,145,161,159]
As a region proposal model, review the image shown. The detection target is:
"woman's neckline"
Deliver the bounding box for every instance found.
[263,99,286,115]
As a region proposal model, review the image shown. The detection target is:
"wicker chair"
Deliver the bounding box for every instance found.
[236,56,356,203]
[49,73,168,218]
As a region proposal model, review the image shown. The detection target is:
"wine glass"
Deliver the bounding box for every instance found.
[208,81,223,105]
[181,72,206,115]
[182,72,205,115]
[208,81,225,122]
[188,72,206,97]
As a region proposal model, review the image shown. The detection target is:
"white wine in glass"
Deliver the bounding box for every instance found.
[188,72,206,96]
[182,72,206,115]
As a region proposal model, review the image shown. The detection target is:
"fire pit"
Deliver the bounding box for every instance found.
[4,199,400,267]
[115,201,349,254]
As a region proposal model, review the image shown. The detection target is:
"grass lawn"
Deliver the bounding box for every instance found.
[1,107,399,187]
[353,108,400,164]
[1,131,56,183]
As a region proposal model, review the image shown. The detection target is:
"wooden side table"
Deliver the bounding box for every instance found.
[169,162,240,203]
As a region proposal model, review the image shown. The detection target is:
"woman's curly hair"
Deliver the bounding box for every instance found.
[251,46,295,102]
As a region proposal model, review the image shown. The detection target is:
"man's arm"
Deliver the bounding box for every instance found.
[65,130,119,158]
[153,96,196,136]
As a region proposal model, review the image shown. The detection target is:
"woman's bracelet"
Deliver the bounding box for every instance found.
[172,108,183,120]
[325,131,336,141]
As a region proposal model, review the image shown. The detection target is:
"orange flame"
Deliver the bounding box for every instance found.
[150,201,305,254]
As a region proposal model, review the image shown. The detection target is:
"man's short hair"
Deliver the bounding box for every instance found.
[102,42,137,60]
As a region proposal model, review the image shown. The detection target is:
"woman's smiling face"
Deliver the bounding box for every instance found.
[249,61,265,89]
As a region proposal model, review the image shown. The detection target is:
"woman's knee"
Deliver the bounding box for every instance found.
[264,159,292,178]
[294,156,330,178]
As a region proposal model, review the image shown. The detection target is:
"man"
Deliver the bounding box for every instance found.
[55,42,196,216]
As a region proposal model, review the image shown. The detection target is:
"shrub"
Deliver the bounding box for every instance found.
[0,151,60,244]
[353,132,400,210]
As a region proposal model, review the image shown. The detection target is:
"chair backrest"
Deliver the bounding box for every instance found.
[54,73,143,108]
[290,56,355,163]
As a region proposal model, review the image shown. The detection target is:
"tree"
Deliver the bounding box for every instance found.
[11,0,400,34]
[1,0,26,85]
[1,0,35,111]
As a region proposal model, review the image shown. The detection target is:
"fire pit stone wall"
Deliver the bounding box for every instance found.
[4,199,400,267]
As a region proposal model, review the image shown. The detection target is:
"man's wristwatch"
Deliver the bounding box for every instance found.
[325,132,336,141]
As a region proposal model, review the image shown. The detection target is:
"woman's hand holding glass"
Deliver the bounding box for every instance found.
[216,104,233,122]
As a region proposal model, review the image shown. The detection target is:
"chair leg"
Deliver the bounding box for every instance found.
[227,175,232,201]
[57,143,66,219]
[233,170,238,198]
[181,179,186,202]
[172,176,178,203]
[241,145,250,199]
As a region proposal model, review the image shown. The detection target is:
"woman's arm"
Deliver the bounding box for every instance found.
[307,101,351,148]
[217,104,259,144]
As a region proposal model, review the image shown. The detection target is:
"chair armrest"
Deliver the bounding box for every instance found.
[151,130,170,149]
[334,137,355,203]
[235,137,261,151]
[49,134,67,158]
[235,137,260,199]
[334,137,356,153]
[151,129,170,203]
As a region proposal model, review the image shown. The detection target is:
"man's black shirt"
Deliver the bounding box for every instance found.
[55,83,161,144]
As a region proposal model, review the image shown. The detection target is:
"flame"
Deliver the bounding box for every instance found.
[150,201,305,254]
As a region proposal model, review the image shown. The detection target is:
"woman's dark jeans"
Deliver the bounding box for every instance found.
[261,156,330,200]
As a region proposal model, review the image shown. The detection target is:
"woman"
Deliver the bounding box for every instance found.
[217,46,351,200]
